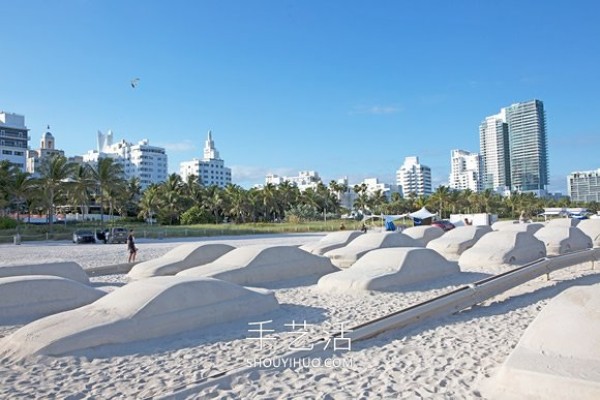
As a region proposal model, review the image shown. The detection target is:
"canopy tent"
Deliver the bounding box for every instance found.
[409,207,437,220]
[409,207,437,226]
[361,209,438,228]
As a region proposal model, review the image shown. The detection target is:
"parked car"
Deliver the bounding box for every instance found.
[73,230,96,244]
[431,220,456,232]
[100,227,128,244]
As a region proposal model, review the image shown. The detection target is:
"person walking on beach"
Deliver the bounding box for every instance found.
[127,229,137,263]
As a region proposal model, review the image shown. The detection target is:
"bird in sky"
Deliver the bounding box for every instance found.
[130,78,140,88]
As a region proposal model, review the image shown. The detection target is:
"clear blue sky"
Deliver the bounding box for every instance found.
[2,1,599,193]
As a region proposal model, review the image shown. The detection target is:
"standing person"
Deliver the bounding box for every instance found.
[127,229,137,263]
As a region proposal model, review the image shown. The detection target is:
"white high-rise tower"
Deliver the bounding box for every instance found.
[479,111,510,191]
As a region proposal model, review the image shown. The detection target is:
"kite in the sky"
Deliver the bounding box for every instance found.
[130,78,140,88]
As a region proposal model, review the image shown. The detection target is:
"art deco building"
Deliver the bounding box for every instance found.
[83,130,168,189]
[26,126,66,176]
[396,156,432,197]
[179,130,232,188]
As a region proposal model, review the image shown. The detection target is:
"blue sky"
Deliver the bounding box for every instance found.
[2,1,599,193]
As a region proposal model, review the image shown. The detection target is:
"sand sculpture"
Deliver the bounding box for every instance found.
[300,231,363,255]
[0,275,105,324]
[426,225,492,261]
[401,226,444,246]
[546,217,580,228]
[577,219,600,247]
[317,247,460,292]
[324,232,421,268]
[128,243,235,280]
[492,222,545,234]
[0,261,90,285]
[533,226,593,256]
[0,276,278,359]
[178,245,337,285]
[458,231,546,271]
[487,283,600,399]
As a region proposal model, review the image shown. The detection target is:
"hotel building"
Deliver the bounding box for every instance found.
[396,156,432,197]
[0,111,29,171]
[180,130,232,188]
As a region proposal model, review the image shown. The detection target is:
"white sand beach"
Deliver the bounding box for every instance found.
[1,232,599,399]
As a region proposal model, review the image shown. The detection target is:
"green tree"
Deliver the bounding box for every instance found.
[36,154,75,231]
[68,164,96,221]
[90,157,126,226]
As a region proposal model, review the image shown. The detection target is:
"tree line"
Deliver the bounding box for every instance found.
[0,156,598,228]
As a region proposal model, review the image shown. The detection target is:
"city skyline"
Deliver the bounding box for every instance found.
[2,1,599,193]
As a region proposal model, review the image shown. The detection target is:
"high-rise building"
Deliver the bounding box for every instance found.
[568,169,600,202]
[479,99,549,195]
[505,99,549,195]
[479,111,510,191]
[26,126,66,176]
[179,130,232,188]
[0,111,29,171]
[449,149,481,192]
[83,130,168,189]
[396,156,432,196]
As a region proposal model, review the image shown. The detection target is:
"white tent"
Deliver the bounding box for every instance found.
[409,207,437,220]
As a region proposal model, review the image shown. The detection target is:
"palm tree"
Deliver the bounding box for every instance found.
[121,177,142,218]
[224,184,250,223]
[158,173,185,225]
[138,185,160,224]
[8,170,36,225]
[36,154,75,231]
[353,183,369,214]
[367,189,388,215]
[260,183,278,222]
[430,185,451,218]
[90,157,126,226]
[0,160,19,216]
[69,164,95,221]
[277,181,299,220]
[203,185,225,224]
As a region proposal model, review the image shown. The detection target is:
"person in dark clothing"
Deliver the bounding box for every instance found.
[127,229,137,263]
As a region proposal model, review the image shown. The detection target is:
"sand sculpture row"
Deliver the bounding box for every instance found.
[2,219,598,359]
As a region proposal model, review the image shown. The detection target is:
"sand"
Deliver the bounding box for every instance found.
[0,232,599,399]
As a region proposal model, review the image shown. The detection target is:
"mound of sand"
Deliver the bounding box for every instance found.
[0,262,90,285]
[487,283,600,399]
[0,275,105,324]
[128,243,235,280]
[324,232,421,268]
[458,231,546,272]
[491,220,519,230]
[426,226,492,261]
[401,226,444,246]
[546,217,580,227]
[533,226,593,256]
[317,247,460,292]
[300,231,364,255]
[177,245,337,286]
[577,219,600,247]
[492,222,545,234]
[0,276,278,359]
